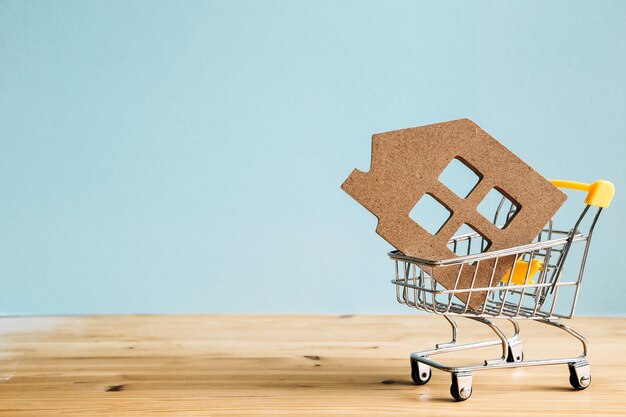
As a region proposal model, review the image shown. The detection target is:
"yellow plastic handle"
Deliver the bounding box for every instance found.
[501,259,544,285]
[549,179,615,208]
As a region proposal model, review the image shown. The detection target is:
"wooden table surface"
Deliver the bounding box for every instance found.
[0,315,624,416]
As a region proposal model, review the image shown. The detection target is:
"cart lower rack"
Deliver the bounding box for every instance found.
[390,179,614,401]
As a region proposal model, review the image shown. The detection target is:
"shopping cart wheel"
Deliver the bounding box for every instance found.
[450,372,472,401]
[410,358,432,385]
[568,362,591,390]
[506,349,524,363]
[506,340,524,363]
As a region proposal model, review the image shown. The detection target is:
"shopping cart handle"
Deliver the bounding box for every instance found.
[549,179,615,208]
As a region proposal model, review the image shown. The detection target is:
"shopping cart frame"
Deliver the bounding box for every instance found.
[389,179,614,400]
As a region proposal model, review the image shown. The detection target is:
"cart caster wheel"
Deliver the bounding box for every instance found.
[506,341,524,363]
[410,358,432,385]
[450,372,472,401]
[506,349,524,363]
[568,362,591,390]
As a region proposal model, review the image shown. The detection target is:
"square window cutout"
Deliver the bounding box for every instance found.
[409,193,452,235]
[477,188,520,229]
[448,224,491,256]
[439,157,481,199]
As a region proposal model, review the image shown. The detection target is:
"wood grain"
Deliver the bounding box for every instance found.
[0,315,625,416]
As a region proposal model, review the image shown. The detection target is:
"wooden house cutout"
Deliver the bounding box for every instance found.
[342,119,567,310]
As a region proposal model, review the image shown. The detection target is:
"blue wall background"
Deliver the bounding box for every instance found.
[1,0,624,315]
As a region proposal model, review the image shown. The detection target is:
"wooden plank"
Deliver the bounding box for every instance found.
[0,315,624,416]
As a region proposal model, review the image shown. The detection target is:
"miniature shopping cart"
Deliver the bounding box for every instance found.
[390,179,615,401]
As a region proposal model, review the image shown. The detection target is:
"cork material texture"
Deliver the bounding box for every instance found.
[342,118,567,310]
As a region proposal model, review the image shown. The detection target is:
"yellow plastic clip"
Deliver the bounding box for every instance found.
[501,259,544,285]
[549,179,615,208]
